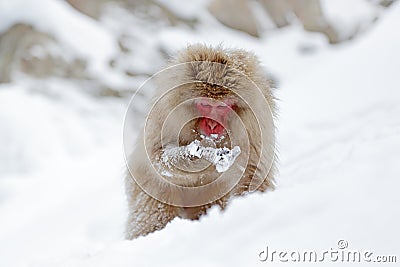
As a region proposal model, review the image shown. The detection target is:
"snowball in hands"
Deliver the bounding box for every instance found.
[177,140,241,173]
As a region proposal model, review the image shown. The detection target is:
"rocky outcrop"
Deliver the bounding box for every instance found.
[279,0,341,44]
[208,0,260,37]
[208,0,375,44]
[0,24,86,83]
[66,0,104,19]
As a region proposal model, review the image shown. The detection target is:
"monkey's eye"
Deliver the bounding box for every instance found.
[217,105,228,110]
[200,103,212,108]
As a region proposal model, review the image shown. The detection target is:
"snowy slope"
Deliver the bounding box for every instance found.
[0,0,116,76]
[0,1,399,267]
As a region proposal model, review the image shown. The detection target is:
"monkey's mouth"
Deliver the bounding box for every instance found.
[200,118,225,136]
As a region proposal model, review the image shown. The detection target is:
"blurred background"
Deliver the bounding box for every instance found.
[0,1,399,266]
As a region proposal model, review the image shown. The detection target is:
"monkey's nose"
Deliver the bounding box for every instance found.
[207,119,218,130]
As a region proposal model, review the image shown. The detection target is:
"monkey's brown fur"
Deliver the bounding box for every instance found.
[125,44,277,239]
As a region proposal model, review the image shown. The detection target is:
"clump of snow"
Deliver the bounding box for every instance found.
[161,140,241,173]
[186,139,203,158]
[213,146,241,173]
[210,133,219,139]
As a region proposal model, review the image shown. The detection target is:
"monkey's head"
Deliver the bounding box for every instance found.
[159,44,274,142]
[148,43,276,152]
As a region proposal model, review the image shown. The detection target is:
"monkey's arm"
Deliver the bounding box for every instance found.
[125,178,176,239]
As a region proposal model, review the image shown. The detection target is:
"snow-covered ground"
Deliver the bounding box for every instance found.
[0,1,399,266]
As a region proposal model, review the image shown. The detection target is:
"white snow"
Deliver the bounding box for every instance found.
[213,146,241,173]
[161,140,241,173]
[187,139,203,158]
[321,0,379,40]
[155,0,212,19]
[0,1,399,267]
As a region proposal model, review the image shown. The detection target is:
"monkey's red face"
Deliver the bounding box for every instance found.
[195,98,235,137]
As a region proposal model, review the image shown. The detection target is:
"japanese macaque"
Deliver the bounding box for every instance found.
[124,44,277,239]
